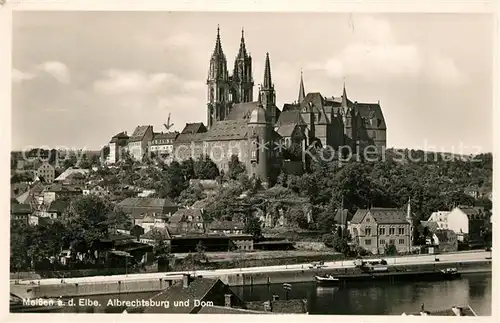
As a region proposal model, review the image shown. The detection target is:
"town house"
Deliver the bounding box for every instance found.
[348,202,413,255]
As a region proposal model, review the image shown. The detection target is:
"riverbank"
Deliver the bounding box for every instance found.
[11,256,491,299]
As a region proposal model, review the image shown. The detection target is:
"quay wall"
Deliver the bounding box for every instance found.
[11,261,492,298]
[222,260,492,286]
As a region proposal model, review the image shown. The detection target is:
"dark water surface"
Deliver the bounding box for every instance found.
[66,272,491,315]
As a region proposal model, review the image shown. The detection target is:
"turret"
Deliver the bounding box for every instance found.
[248,95,270,185]
[259,53,276,125]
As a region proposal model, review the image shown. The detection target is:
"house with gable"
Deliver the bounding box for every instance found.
[168,208,206,235]
[127,125,154,161]
[348,201,413,254]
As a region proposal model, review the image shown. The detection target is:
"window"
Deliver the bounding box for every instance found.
[365,228,371,236]
[365,239,372,245]
[365,218,370,222]
[399,239,405,244]
[389,228,395,235]
[379,228,386,235]
[398,228,405,235]
[380,239,386,245]
[389,239,395,245]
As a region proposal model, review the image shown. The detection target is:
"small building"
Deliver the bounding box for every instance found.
[35,162,55,183]
[116,197,179,218]
[207,220,245,235]
[434,229,458,253]
[168,208,205,235]
[348,203,413,255]
[246,297,308,314]
[228,234,254,251]
[41,184,82,204]
[139,227,172,248]
[134,214,169,233]
[431,206,487,243]
[427,211,451,230]
[40,199,70,220]
[10,203,32,225]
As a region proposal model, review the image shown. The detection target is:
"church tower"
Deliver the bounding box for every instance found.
[207,26,231,129]
[259,53,277,125]
[298,70,306,104]
[231,28,254,103]
[341,82,358,150]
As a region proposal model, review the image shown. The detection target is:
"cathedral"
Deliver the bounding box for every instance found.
[172,26,387,185]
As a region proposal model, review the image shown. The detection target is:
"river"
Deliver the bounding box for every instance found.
[59,272,491,315]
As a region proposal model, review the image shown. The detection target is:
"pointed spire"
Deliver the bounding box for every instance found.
[298,69,306,103]
[212,24,224,58]
[257,85,262,105]
[407,197,412,220]
[263,52,272,88]
[341,79,348,108]
[236,27,247,59]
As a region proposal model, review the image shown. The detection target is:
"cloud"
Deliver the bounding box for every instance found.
[306,16,465,86]
[12,68,36,83]
[93,69,175,95]
[36,61,71,84]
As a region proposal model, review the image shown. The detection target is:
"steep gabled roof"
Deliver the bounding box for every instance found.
[47,199,70,213]
[350,209,369,224]
[181,122,207,134]
[129,125,153,142]
[226,102,260,120]
[369,208,409,224]
[356,103,386,130]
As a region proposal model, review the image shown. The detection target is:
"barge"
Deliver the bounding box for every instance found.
[315,267,461,285]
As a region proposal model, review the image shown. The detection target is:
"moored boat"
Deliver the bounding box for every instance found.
[315,274,341,285]
[440,267,461,279]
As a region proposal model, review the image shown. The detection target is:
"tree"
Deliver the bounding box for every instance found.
[384,241,398,256]
[61,195,114,254]
[227,155,246,180]
[194,155,220,180]
[244,216,263,240]
[158,161,188,199]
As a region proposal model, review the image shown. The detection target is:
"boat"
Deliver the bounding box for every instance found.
[315,274,341,285]
[440,268,461,279]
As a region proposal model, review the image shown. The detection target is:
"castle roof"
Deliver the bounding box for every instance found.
[181,122,207,134]
[110,131,129,143]
[129,125,152,142]
[205,119,249,141]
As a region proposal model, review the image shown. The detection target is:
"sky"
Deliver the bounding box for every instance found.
[11,11,494,154]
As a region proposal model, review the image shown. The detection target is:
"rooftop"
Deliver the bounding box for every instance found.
[54,168,89,181]
[351,207,409,225]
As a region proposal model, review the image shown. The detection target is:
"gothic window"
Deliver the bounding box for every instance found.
[210,88,214,102]
[372,131,377,138]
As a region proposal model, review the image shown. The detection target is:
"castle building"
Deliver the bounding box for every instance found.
[105,26,387,184]
[172,27,387,184]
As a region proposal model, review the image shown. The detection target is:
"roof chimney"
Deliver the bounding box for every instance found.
[224,294,232,307]
[182,273,191,288]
